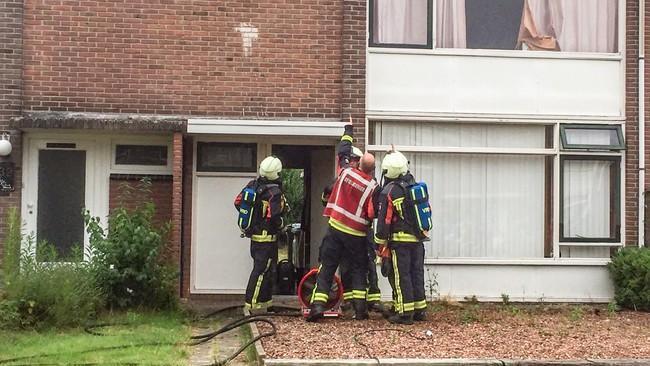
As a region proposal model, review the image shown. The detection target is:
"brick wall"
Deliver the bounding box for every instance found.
[0,0,23,261]
[625,0,640,246]
[645,0,650,247]
[22,0,343,118]
[341,0,367,148]
[108,176,173,228]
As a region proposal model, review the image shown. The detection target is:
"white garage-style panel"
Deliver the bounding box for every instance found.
[367,52,622,118]
[192,175,255,293]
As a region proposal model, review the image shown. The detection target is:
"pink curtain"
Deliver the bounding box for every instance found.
[373,0,429,45]
[518,0,618,53]
[436,0,466,48]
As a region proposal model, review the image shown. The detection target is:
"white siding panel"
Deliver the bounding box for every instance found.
[368,53,622,117]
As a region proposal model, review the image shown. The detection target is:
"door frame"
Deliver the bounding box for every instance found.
[22,134,106,261]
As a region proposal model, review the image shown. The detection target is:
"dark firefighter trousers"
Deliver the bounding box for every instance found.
[390,242,426,315]
[340,240,381,304]
[311,227,368,305]
[245,241,277,309]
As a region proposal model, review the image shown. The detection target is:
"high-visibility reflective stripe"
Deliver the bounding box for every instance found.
[343,291,354,300]
[251,258,272,307]
[374,234,387,245]
[352,290,366,299]
[329,218,366,237]
[312,293,329,303]
[403,302,415,312]
[252,230,276,242]
[415,300,427,310]
[391,231,419,242]
[310,264,323,304]
[245,300,272,310]
[367,293,381,301]
[344,169,374,187]
[341,135,353,143]
[326,203,370,225]
[391,249,404,315]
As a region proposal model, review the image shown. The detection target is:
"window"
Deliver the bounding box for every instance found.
[370,0,619,53]
[115,145,168,166]
[560,125,624,151]
[560,156,620,242]
[196,142,257,173]
[369,0,432,48]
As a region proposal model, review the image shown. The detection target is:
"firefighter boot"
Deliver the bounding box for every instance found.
[306,303,326,322]
[413,310,427,322]
[352,299,369,320]
[388,312,414,325]
[368,301,386,314]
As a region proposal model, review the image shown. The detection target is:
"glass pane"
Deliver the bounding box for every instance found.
[563,127,622,149]
[115,145,168,166]
[197,142,257,172]
[436,0,618,53]
[562,159,615,239]
[372,121,547,149]
[376,152,545,258]
[373,0,428,45]
[37,150,86,261]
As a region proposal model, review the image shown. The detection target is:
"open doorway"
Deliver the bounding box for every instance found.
[272,144,334,295]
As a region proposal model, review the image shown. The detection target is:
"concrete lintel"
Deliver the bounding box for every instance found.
[11,111,186,132]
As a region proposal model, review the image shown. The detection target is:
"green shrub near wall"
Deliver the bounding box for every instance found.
[608,247,650,311]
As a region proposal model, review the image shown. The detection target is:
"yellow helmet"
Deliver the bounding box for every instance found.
[381,151,408,179]
[351,146,363,159]
[259,156,282,180]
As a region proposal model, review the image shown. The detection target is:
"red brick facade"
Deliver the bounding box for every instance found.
[0,0,23,261]
[22,0,344,118]
[108,176,173,227]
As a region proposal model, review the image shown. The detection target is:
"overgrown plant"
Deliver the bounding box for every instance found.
[425,268,439,302]
[280,169,303,225]
[607,247,650,311]
[1,210,104,329]
[84,178,177,310]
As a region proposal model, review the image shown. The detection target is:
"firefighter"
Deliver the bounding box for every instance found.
[375,151,427,325]
[320,126,383,314]
[234,156,287,311]
[307,133,378,322]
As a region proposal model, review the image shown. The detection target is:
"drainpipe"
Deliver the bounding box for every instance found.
[639,0,645,248]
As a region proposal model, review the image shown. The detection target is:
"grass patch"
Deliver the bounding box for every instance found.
[0,311,190,365]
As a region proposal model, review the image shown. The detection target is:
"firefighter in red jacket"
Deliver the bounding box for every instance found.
[307,131,378,322]
[375,151,427,325]
[234,156,287,311]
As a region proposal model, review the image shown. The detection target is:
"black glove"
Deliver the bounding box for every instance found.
[381,257,392,277]
[344,124,354,135]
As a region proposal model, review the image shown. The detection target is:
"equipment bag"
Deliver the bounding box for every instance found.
[237,185,258,236]
[394,180,432,237]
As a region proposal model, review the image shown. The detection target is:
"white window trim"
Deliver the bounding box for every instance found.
[368,0,626,61]
[110,137,173,175]
[367,119,626,260]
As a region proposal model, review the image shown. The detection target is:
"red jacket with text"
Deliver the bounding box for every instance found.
[323,167,377,237]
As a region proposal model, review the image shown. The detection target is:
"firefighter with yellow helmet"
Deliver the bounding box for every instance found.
[375,151,431,324]
[234,156,288,311]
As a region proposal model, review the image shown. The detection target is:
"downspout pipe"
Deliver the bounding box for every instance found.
[639,0,645,248]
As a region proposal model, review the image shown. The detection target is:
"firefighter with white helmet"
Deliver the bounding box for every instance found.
[234,155,288,311]
[375,150,431,324]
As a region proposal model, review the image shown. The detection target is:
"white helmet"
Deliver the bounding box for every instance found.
[259,156,282,180]
[382,151,409,179]
[351,146,363,159]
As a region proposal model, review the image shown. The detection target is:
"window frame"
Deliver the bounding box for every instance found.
[110,139,172,174]
[559,155,621,243]
[559,124,625,151]
[368,0,434,49]
[196,142,258,173]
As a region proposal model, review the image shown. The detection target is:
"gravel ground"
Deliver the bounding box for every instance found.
[260,304,650,360]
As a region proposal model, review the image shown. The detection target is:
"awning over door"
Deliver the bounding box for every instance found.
[187,119,347,137]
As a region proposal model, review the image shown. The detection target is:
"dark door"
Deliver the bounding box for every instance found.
[37,149,86,260]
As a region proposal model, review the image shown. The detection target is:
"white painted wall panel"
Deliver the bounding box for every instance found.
[376,263,614,302]
[368,53,622,117]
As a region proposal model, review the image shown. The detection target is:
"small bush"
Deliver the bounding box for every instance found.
[569,305,584,322]
[607,247,650,311]
[501,293,510,305]
[84,178,177,310]
[1,232,104,329]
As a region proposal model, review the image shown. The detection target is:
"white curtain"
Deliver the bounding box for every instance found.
[519,0,618,52]
[374,0,429,45]
[375,122,546,259]
[563,160,611,239]
[436,0,466,48]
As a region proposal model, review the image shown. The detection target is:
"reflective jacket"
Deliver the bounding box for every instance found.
[234,178,286,242]
[374,173,420,244]
[323,168,377,237]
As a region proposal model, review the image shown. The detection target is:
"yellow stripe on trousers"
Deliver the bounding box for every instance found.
[251,258,272,307]
[391,249,404,314]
